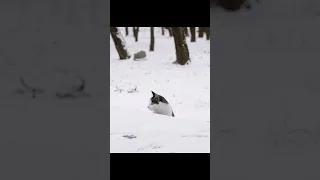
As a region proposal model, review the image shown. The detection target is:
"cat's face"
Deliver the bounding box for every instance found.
[148,91,168,110]
[150,91,160,104]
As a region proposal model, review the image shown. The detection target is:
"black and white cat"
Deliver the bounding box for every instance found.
[148,91,175,117]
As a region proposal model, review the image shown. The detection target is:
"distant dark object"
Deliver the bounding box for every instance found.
[133,50,147,60]
[123,134,137,139]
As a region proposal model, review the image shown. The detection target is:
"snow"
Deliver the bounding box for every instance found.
[111,107,209,153]
[212,0,320,178]
[110,27,210,153]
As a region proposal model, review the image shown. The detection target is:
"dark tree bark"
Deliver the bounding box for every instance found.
[183,27,189,37]
[198,27,205,38]
[190,27,196,42]
[168,27,173,36]
[125,27,129,36]
[165,27,173,36]
[171,27,190,65]
[133,27,139,42]
[150,27,155,51]
[110,27,131,60]
[204,27,210,40]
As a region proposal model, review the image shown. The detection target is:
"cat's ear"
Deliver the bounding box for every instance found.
[151,91,155,96]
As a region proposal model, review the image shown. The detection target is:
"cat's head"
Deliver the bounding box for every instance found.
[150,91,168,104]
[148,91,168,109]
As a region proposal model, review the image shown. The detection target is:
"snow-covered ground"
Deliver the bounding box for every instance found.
[212,0,320,178]
[110,27,210,153]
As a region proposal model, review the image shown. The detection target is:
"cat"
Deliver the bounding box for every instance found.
[148,91,175,117]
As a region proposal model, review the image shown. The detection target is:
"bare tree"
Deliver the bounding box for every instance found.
[161,27,165,35]
[204,27,210,40]
[150,27,155,51]
[125,27,129,36]
[198,27,205,38]
[171,27,190,65]
[165,27,173,36]
[133,27,139,42]
[168,28,173,36]
[183,27,189,37]
[110,27,130,60]
[190,27,196,42]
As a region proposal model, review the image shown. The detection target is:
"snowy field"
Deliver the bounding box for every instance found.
[110,27,210,153]
[212,0,320,178]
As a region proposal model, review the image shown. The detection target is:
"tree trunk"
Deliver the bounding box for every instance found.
[183,27,189,37]
[161,27,165,35]
[171,27,190,65]
[168,28,173,36]
[165,27,173,36]
[204,27,210,40]
[133,27,139,42]
[198,27,204,38]
[110,27,131,60]
[150,27,155,51]
[190,27,196,42]
[125,27,129,36]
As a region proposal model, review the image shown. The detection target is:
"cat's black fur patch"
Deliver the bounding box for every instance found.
[151,91,169,105]
[150,91,175,117]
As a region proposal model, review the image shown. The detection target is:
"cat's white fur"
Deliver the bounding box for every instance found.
[148,99,174,117]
